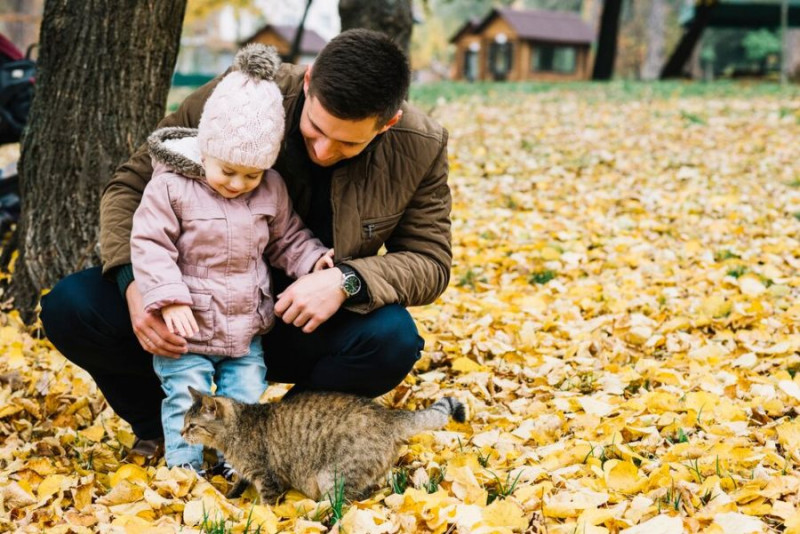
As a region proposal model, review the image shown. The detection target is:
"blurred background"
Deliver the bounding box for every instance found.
[2,0,799,87]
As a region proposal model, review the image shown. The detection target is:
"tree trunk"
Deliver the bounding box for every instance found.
[641,0,666,80]
[339,0,413,56]
[289,0,314,64]
[592,0,624,81]
[10,0,186,320]
[660,1,716,79]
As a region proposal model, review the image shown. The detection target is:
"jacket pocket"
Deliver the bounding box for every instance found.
[255,286,275,332]
[187,292,214,342]
[183,205,226,220]
[361,212,403,242]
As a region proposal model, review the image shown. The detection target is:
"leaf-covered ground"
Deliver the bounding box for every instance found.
[3,85,800,533]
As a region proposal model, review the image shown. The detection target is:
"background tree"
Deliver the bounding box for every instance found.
[288,0,314,64]
[642,0,667,80]
[9,0,186,319]
[184,0,259,42]
[743,28,782,73]
[339,0,414,54]
[592,0,624,80]
[661,0,718,79]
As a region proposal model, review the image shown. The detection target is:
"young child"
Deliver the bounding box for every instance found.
[131,44,332,475]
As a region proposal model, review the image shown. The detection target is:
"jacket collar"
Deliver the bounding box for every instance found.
[147,127,205,179]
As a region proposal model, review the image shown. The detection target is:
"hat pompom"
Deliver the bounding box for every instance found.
[233,43,281,81]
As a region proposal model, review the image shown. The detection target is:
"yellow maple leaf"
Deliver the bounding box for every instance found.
[480,499,528,530]
[37,474,67,500]
[79,425,105,442]
[451,356,484,374]
[110,464,149,487]
[604,460,645,494]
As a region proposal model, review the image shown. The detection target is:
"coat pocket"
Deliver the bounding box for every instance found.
[361,212,403,242]
[187,292,215,342]
[255,285,275,332]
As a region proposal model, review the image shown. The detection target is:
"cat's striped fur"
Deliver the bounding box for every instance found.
[182,388,465,502]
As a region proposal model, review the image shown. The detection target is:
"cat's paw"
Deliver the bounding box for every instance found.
[226,478,250,499]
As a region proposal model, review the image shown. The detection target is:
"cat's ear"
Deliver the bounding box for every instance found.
[188,386,204,404]
[201,393,218,415]
[212,397,233,418]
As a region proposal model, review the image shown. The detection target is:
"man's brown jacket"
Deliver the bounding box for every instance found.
[100,64,452,313]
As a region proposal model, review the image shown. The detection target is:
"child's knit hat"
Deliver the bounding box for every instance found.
[197,44,284,170]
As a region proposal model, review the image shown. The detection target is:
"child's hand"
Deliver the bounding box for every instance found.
[161,304,199,338]
[313,249,335,272]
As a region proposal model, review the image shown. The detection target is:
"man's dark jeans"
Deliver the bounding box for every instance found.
[40,267,423,440]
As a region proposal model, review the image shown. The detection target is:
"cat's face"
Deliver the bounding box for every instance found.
[181,387,233,448]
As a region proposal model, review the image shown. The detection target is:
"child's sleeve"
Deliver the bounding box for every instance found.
[263,172,329,279]
[130,172,192,312]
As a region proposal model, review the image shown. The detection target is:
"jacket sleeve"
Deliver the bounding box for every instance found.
[130,173,192,312]
[263,172,329,278]
[344,130,452,313]
[99,78,221,277]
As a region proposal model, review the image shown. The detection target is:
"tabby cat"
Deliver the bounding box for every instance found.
[181,387,465,502]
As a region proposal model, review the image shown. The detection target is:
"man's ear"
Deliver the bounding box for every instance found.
[377,110,403,134]
[303,66,312,96]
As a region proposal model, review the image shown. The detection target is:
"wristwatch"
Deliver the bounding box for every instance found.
[339,267,362,298]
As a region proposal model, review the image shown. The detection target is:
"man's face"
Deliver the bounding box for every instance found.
[300,69,401,167]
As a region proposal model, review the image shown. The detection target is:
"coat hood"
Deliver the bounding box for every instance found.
[147,127,205,178]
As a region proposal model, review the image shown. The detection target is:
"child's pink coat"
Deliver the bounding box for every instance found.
[131,128,327,357]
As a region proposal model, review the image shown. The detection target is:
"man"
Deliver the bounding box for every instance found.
[40,29,451,458]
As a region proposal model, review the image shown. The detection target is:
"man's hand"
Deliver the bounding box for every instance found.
[162,304,199,338]
[126,282,188,358]
[274,268,346,333]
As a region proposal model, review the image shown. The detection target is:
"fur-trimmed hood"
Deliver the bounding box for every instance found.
[147,127,205,179]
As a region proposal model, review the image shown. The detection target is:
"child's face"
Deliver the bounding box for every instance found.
[203,156,264,199]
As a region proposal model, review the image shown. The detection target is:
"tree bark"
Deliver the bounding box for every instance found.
[338,0,413,56]
[592,0,624,80]
[641,0,666,80]
[10,0,186,320]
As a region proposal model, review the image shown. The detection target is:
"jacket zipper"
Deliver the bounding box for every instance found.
[330,167,341,261]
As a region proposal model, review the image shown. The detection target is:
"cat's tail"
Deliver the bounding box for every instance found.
[401,397,466,437]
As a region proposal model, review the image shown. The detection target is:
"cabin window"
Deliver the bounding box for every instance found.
[533,45,577,73]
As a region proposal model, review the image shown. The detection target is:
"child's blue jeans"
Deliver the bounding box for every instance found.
[153,337,267,469]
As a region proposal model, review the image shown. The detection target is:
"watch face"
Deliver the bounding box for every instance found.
[343,273,361,296]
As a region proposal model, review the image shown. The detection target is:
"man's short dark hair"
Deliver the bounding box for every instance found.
[308,29,410,127]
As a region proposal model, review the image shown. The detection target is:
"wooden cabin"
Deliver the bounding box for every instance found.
[242,25,327,65]
[450,8,594,82]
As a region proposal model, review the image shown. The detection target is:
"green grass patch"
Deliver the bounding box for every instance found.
[388,467,409,494]
[727,265,747,278]
[409,80,800,109]
[529,269,556,285]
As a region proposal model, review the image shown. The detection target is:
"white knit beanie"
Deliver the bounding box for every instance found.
[197,44,284,169]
